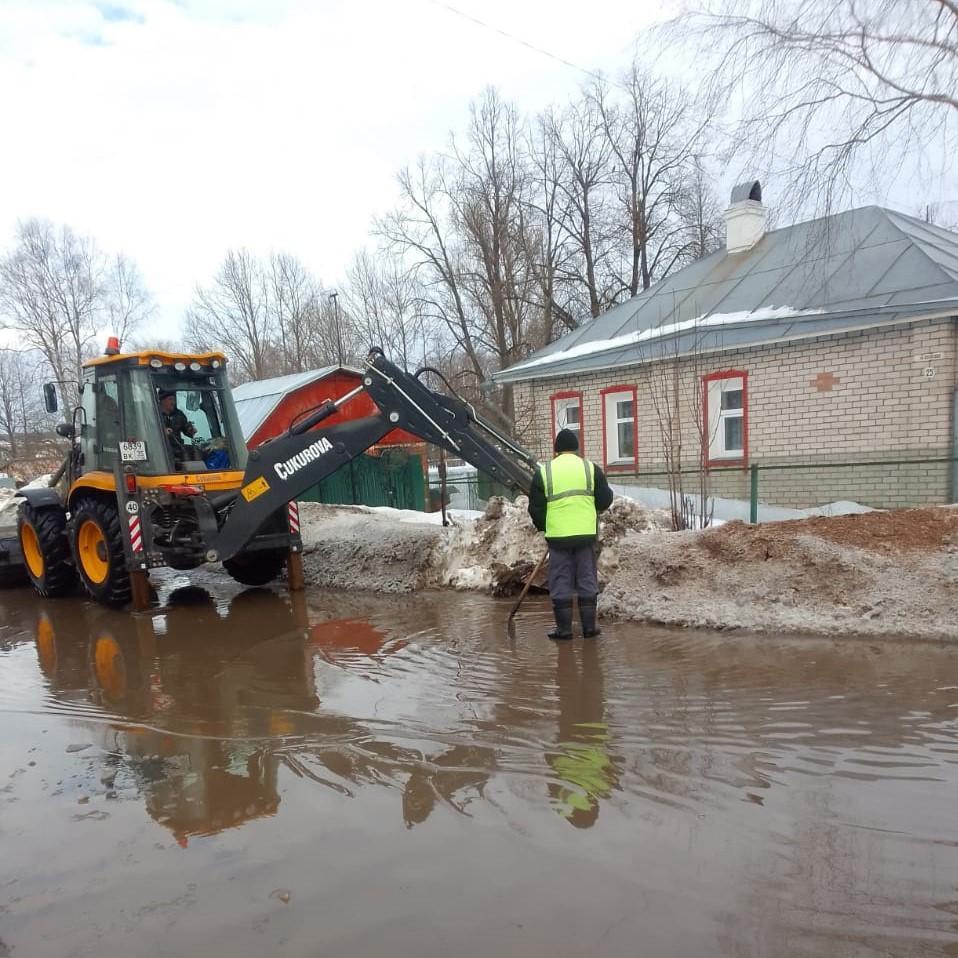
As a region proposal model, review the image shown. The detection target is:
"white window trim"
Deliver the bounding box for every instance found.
[706,375,745,462]
[553,396,581,438]
[603,390,636,465]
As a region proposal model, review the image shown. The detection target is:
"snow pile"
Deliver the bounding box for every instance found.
[0,486,16,526]
[613,482,874,525]
[437,497,543,593]
[294,498,958,639]
[0,474,53,529]
[297,495,672,597]
[298,503,444,593]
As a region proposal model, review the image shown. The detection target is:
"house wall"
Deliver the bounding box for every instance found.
[513,317,958,509]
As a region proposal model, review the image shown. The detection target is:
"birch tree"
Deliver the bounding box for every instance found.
[681,0,958,212]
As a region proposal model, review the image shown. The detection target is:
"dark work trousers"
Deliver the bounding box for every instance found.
[547,543,598,601]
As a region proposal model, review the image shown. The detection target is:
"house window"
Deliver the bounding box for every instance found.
[705,371,748,465]
[601,387,637,468]
[551,392,582,443]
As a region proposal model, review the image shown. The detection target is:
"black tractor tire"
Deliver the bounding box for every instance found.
[223,549,287,587]
[17,502,76,598]
[72,498,131,608]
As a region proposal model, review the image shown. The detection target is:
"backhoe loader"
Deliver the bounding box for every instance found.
[14,340,537,610]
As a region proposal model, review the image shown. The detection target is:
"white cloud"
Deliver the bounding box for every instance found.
[0,0,664,341]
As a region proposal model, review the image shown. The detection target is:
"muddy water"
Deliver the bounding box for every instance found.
[2,577,958,958]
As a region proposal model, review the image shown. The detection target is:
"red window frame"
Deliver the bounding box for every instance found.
[599,384,638,472]
[549,390,584,451]
[702,370,749,468]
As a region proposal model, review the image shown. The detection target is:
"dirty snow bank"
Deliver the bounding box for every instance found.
[602,508,958,639]
[299,503,444,593]
[298,499,958,640]
[298,496,671,596]
[0,474,54,530]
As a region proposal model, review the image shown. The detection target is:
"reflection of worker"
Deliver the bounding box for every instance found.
[528,428,613,640]
[158,390,196,455]
[548,643,616,828]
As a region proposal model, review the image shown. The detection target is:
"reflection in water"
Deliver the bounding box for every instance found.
[547,643,616,828]
[32,587,316,843]
[4,582,958,956]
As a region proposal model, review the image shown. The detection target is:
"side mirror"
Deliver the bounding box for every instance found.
[55,423,75,440]
[43,383,58,414]
[185,391,201,411]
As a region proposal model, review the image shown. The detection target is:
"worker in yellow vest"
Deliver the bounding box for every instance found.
[528,429,613,640]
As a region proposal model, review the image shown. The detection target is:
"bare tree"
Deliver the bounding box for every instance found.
[0,220,101,408]
[0,347,52,473]
[922,200,958,230]
[676,157,725,262]
[269,252,322,374]
[0,220,152,409]
[680,0,958,213]
[525,111,581,340]
[643,319,716,531]
[593,67,717,294]
[185,249,273,384]
[378,156,484,385]
[545,95,616,318]
[346,249,427,370]
[104,253,154,347]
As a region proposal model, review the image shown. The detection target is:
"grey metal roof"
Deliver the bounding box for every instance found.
[493,206,958,384]
[232,366,350,439]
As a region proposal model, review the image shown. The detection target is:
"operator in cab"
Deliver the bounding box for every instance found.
[158,389,196,458]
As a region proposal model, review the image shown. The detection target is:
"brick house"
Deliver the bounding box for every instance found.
[493,184,958,509]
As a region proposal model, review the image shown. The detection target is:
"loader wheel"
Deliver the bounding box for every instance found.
[18,502,76,598]
[223,549,287,587]
[72,499,131,607]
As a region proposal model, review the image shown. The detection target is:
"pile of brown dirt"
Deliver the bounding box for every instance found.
[700,507,958,560]
[602,506,958,639]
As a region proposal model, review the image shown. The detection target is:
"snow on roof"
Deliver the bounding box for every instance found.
[505,306,825,374]
[232,366,357,439]
[493,205,958,383]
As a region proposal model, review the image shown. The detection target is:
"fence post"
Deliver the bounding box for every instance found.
[749,463,759,523]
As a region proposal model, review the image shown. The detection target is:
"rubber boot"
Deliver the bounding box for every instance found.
[579,595,601,639]
[548,598,575,641]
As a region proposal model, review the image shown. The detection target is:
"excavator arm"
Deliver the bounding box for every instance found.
[210,350,539,562]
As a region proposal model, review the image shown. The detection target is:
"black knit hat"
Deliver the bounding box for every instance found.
[554,428,579,454]
[157,389,175,401]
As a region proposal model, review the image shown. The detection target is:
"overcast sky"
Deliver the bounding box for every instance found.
[0,0,669,340]
[2,0,956,345]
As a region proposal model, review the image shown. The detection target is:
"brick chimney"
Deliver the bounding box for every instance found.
[725,180,766,253]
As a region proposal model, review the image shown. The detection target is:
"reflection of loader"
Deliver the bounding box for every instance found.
[32,594,495,835]
[14,341,536,609]
[35,589,313,842]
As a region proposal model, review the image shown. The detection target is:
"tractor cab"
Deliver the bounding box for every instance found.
[73,345,248,480]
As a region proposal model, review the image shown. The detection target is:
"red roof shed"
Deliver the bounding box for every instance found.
[232,366,420,448]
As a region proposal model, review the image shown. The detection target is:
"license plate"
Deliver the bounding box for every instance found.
[120,441,148,462]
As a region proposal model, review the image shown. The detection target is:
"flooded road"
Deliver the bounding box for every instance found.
[2,577,958,957]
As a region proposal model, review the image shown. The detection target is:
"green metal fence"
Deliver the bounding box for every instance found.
[609,452,958,524]
[299,449,426,511]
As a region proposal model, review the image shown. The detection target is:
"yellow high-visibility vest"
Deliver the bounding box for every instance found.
[540,453,598,539]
